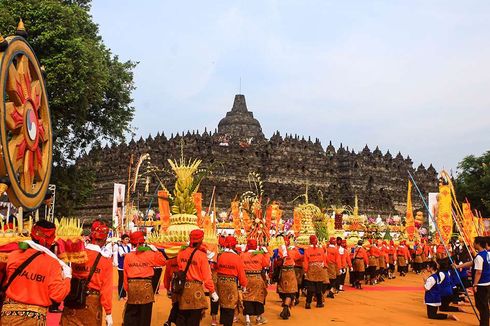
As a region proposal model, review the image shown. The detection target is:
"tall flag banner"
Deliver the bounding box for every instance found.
[193,192,203,227]
[437,184,453,244]
[242,208,252,232]
[158,190,171,231]
[112,183,126,230]
[271,203,282,233]
[462,203,477,246]
[405,181,416,241]
[231,201,241,235]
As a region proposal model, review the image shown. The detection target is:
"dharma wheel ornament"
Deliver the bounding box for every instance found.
[0,20,52,209]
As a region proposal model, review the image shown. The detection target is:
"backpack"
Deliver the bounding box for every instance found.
[64,253,102,309]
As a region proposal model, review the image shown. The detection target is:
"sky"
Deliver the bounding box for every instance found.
[91,0,490,172]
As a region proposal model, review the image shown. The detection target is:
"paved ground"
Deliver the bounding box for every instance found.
[48,268,479,326]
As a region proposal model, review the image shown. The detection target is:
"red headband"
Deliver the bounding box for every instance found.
[130,231,145,245]
[246,239,257,251]
[190,229,204,245]
[310,235,318,245]
[225,235,237,249]
[31,225,56,247]
[91,221,109,241]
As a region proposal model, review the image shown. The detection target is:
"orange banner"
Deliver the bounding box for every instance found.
[158,190,171,231]
[437,185,453,245]
[231,201,241,235]
[193,192,203,227]
[242,208,252,232]
[462,203,477,250]
[271,203,282,233]
[405,181,416,241]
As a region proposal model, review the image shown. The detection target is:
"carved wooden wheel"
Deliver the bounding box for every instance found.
[0,36,52,209]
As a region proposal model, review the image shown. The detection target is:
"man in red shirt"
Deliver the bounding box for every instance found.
[241,239,268,326]
[288,235,304,306]
[325,237,341,297]
[277,234,299,320]
[337,239,352,291]
[61,220,113,326]
[367,240,380,285]
[163,256,179,326]
[379,240,389,282]
[351,240,369,289]
[397,240,411,277]
[413,240,424,274]
[1,220,71,325]
[123,231,166,326]
[303,235,326,309]
[176,229,218,326]
[387,240,397,279]
[217,236,247,326]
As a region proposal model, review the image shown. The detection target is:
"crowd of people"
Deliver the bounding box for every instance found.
[0,219,488,326]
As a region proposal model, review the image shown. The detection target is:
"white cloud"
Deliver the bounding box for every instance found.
[91,0,490,171]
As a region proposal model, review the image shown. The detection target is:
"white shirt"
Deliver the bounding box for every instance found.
[474,255,490,286]
[424,272,445,306]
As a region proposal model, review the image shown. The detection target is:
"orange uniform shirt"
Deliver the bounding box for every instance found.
[303,246,325,272]
[326,245,341,269]
[123,250,166,291]
[339,246,352,268]
[423,244,431,258]
[369,245,381,257]
[381,245,389,261]
[71,246,113,314]
[415,245,423,256]
[352,246,369,265]
[5,249,70,307]
[289,247,304,267]
[388,245,396,255]
[396,245,411,261]
[281,246,301,267]
[177,246,214,292]
[217,251,247,287]
[241,251,269,272]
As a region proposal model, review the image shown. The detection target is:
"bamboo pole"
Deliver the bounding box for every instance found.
[408,171,480,322]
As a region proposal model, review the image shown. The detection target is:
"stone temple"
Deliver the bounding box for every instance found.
[75,94,438,218]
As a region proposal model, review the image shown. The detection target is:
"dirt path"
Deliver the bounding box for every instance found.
[48,269,479,326]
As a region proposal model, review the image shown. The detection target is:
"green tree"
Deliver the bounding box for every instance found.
[0,0,136,215]
[455,151,490,217]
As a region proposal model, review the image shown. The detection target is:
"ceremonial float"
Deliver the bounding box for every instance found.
[146,154,217,256]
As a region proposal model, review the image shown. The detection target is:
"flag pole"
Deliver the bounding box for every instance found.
[408,170,480,322]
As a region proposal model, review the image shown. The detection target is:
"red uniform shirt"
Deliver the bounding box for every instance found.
[241,251,269,272]
[303,246,325,272]
[339,246,352,268]
[326,245,341,269]
[352,246,369,265]
[396,245,411,261]
[415,245,423,256]
[177,246,214,292]
[217,250,247,287]
[369,245,381,257]
[388,245,397,255]
[289,247,304,267]
[123,250,166,291]
[5,249,70,307]
[71,246,113,314]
